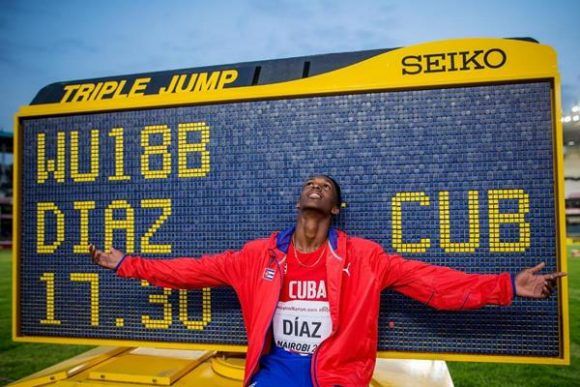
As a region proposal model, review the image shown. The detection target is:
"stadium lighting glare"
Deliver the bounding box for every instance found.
[564,116,572,122]
[572,105,580,112]
[569,141,576,146]
[574,115,580,122]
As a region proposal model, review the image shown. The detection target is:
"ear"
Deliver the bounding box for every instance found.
[296,201,301,209]
[331,206,340,216]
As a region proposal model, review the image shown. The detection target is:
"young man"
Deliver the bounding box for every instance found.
[89,175,566,386]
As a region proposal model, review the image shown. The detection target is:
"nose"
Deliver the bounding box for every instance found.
[311,182,322,191]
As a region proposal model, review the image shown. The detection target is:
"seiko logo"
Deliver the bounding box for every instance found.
[401,48,507,75]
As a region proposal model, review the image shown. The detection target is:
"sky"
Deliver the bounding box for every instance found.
[1,0,579,133]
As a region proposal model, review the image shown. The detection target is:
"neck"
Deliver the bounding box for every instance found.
[294,210,331,252]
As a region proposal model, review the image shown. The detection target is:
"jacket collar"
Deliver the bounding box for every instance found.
[275,225,339,253]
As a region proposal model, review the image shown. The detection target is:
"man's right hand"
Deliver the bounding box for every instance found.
[89,244,125,270]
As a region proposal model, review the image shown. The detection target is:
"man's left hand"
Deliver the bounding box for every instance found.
[515,262,567,298]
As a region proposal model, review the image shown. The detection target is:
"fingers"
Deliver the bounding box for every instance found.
[529,262,545,274]
[539,272,566,298]
[529,263,566,299]
[541,285,551,298]
[542,272,567,281]
[88,244,105,264]
[543,280,554,294]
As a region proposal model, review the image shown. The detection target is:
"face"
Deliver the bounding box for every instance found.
[296,176,340,216]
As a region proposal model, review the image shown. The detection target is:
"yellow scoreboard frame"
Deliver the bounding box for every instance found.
[13,38,570,365]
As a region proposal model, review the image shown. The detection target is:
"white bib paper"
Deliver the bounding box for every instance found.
[272,300,332,354]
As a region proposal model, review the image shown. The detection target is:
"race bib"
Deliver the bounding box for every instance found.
[273,299,332,354]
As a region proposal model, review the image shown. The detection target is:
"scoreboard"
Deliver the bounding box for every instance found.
[13,38,569,364]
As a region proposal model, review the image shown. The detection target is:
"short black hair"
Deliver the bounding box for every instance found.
[317,174,342,207]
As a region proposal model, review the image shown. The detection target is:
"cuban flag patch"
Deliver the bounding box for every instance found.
[263,268,276,281]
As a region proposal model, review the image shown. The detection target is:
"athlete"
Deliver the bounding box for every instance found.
[89,175,566,386]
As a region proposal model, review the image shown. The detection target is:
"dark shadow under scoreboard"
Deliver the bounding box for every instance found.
[15,38,567,362]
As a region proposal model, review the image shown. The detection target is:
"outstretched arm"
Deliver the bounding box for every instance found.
[88,244,248,289]
[377,249,566,310]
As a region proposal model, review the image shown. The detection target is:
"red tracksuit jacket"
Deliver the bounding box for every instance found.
[117,227,513,386]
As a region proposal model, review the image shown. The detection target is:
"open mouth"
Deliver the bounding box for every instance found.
[308,192,322,199]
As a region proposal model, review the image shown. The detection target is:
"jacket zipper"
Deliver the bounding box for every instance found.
[247,255,285,385]
[311,326,336,386]
[311,240,341,387]
[310,340,321,386]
